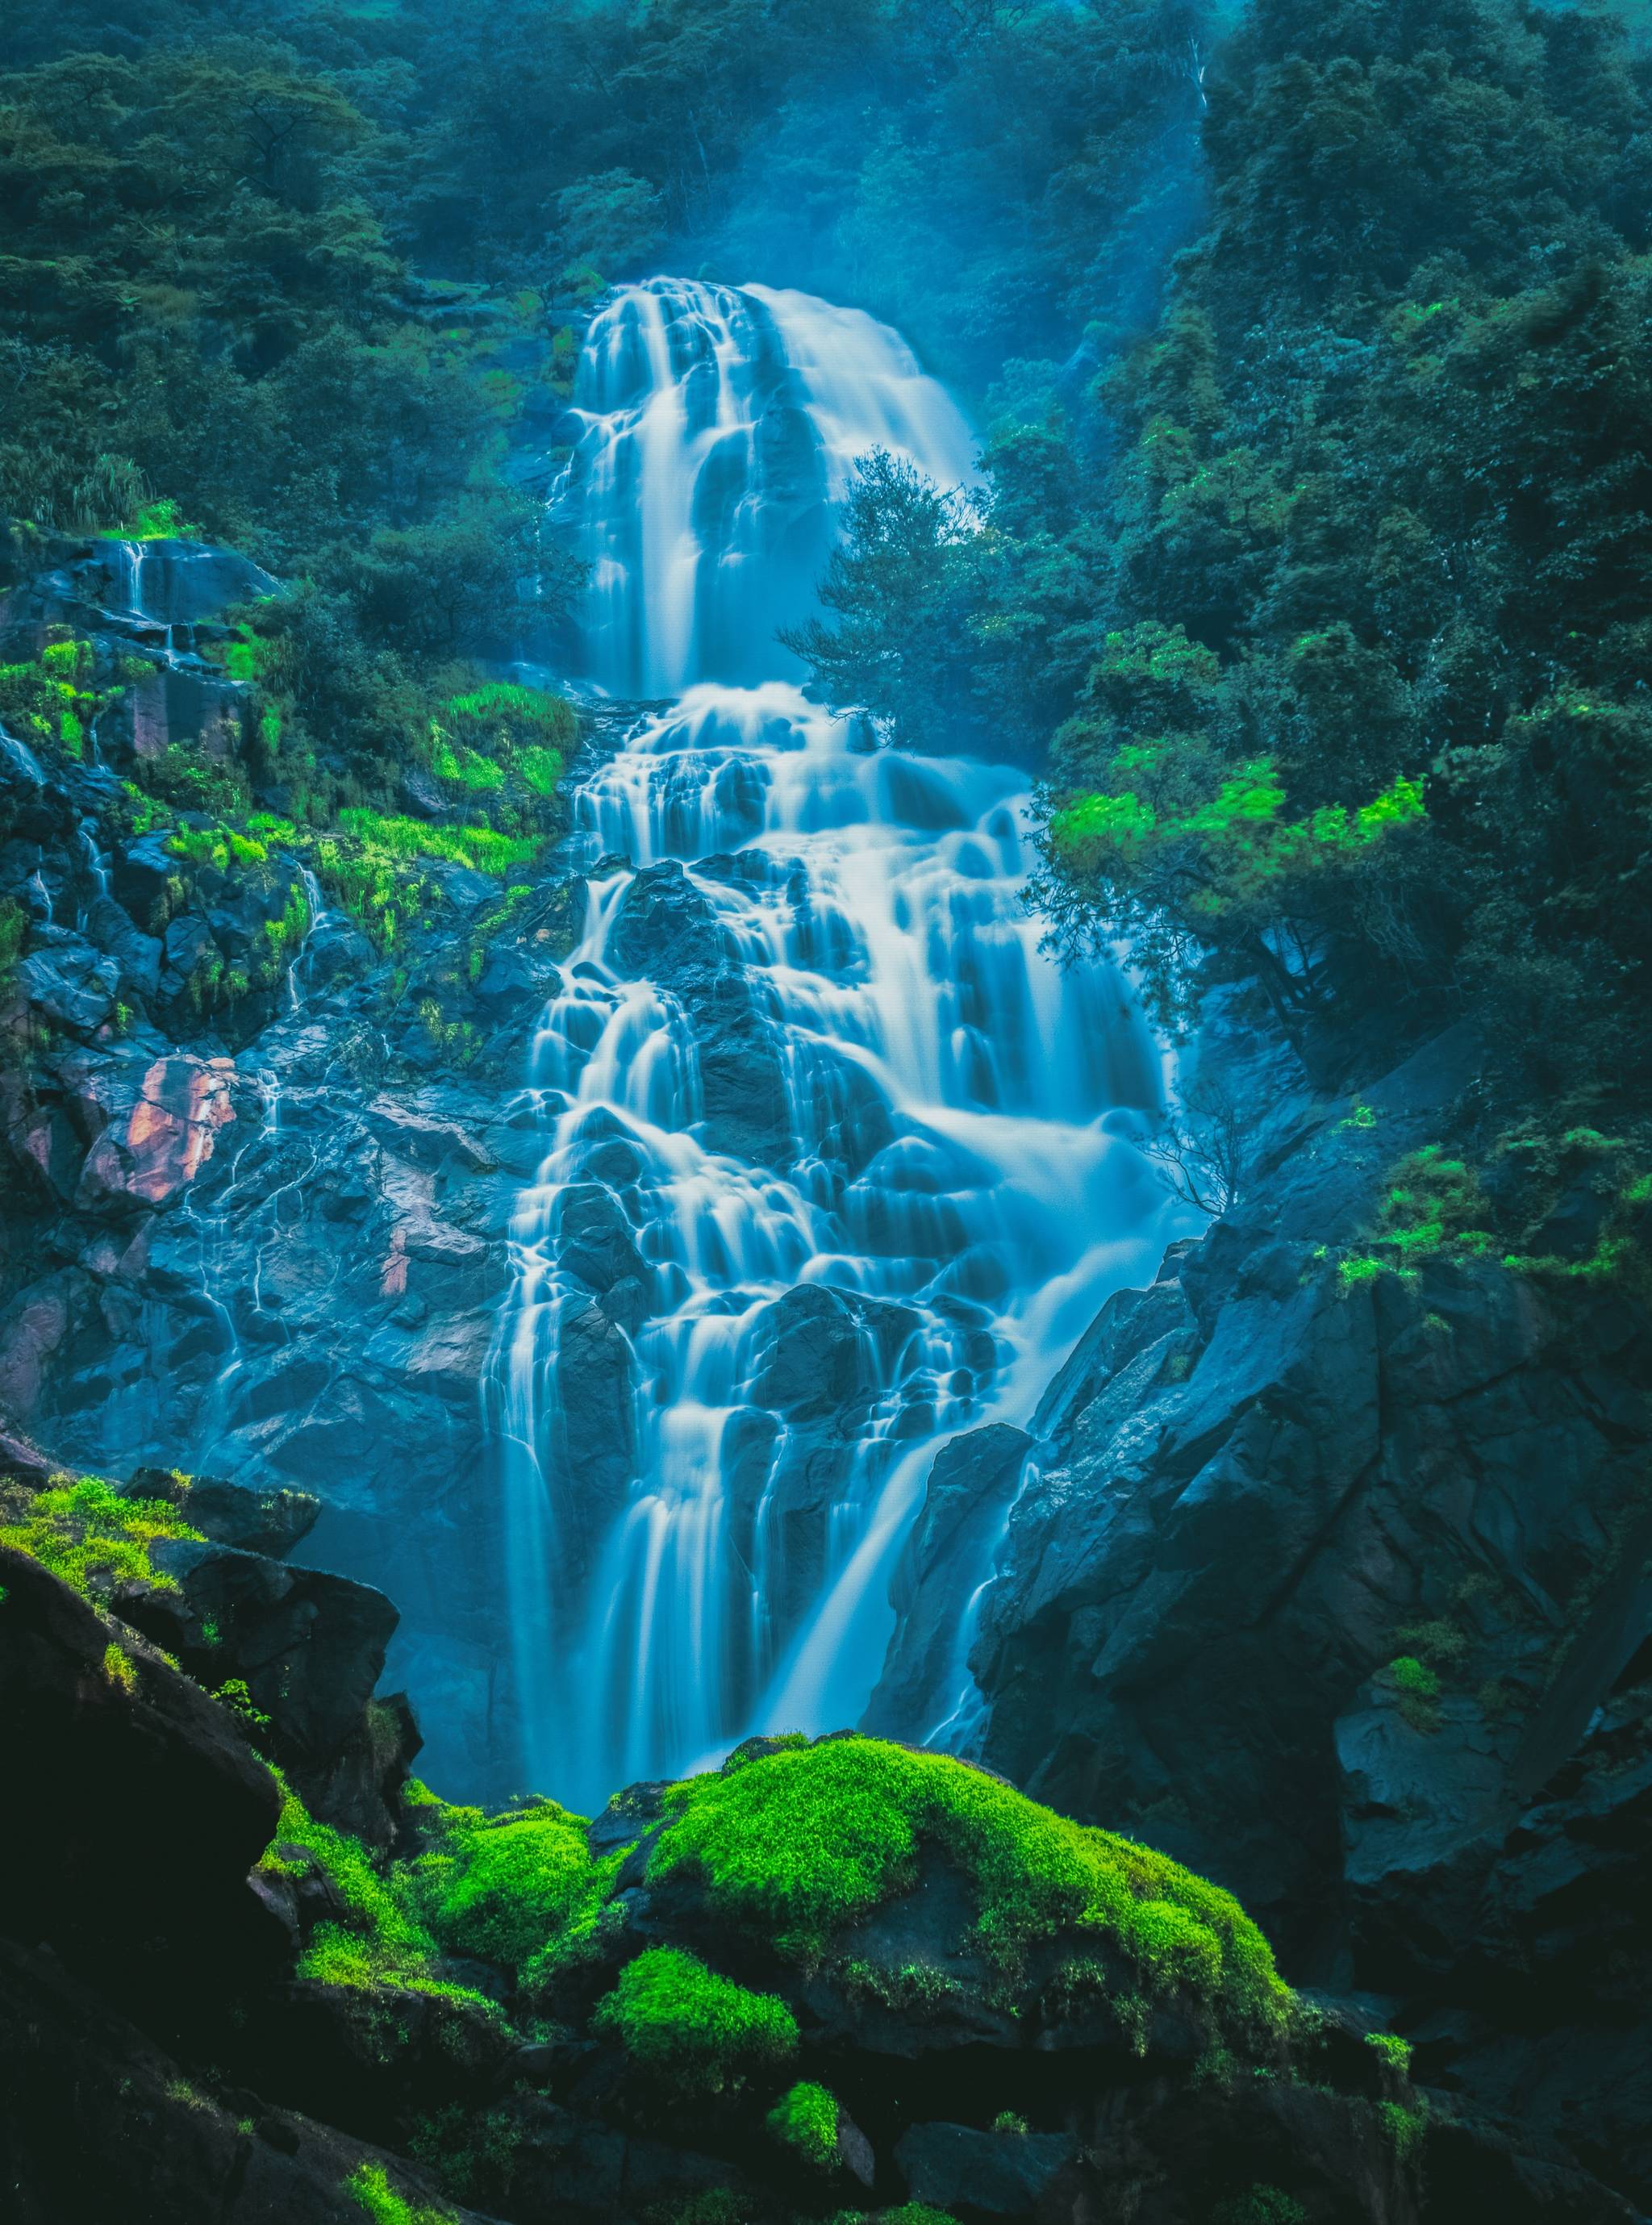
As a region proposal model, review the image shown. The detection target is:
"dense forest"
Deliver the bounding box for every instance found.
[4,0,1652,2220]
[6,0,1647,1188]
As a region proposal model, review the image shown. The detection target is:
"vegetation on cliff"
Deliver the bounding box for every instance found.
[787,0,1652,1169]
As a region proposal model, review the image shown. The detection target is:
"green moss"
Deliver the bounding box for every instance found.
[167,824,270,870]
[0,1476,202,1601]
[412,1796,609,1979]
[214,1677,270,1734]
[1389,1656,1440,1699]
[991,2110,1029,2135]
[343,2160,454,2225]
[766,2079,839,2167]
[1366,2031,1413,2075]
[1212,2190,1307,2225]
[0,897,25,974]
[648,1738,1290,2038]
[335,808,540,877]
[592,1946,798,2095]
[1388,1655,1441,1734]
[102,1640,138,1694]
[1379,2098,1429,2168]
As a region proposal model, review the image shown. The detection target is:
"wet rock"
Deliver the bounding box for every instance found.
[747,1281,915,1423]
[83,891,163,999]
[895,2121,1082,2218]
[870,1421,1032,1736]
[74,1053,240,1210]
[554,1293,638,1554]
[18,936,121,1035]
[607,859,791,1164]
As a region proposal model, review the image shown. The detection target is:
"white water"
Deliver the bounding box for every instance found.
[492,278,1184,1808]
[556,278,977,699]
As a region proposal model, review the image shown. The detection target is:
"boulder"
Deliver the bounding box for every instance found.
[0,1936,491,2225]
[0,1542,283,2010]
[895,2122,1082,2219]
[18,935,121,1035]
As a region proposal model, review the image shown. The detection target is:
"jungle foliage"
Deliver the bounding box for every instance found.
[791,0,1652,1129]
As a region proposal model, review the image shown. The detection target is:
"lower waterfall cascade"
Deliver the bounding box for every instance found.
[489,278,1192,1809]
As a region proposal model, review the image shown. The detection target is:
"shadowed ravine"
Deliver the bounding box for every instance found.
[487,279,1193,1807]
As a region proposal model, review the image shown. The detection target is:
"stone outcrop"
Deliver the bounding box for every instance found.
[878,1021,1652,2213]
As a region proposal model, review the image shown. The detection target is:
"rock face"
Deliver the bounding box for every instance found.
[896,1023,1652,2212]
[0,519,586,1794]
[607,856,792,1164]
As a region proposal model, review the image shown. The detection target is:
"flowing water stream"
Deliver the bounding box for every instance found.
[490,278,1186,1808]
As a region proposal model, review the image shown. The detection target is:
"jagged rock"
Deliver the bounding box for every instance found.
[747,1281,916,1423]
[83,891,164,999]
[74,1052,241,1210]
[120,1538,399,1785]
[18,935,121,1034]
[0,1542,284,2010]
[871,1421,1032,1735]
[124,1468,323,1559]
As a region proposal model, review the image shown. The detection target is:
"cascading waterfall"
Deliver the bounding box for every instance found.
[491,278,1187,1809]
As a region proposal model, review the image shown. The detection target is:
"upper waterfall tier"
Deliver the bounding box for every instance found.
[555,278,978,699]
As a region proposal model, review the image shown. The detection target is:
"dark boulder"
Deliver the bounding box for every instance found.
[895,2122,1082,2219]
[0,1936,490,2225]
[123,1467,322,1559]
[870,1421,1032,1735]
[0,1542,283,2015]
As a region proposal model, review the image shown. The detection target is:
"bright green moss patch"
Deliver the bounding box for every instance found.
[411,1795,611,1979]
[649,1738,1290,2038]
[0,1476,202,1601]
[1366,2031,1413,2075]
[766,2079,838,2167]
[335,808,540,878]
[343,2160,453,2225]
[592,1946,798,2094]
[102,1640,138,1694]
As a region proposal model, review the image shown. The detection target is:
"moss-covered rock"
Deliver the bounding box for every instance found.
[626,1734,1291,2060]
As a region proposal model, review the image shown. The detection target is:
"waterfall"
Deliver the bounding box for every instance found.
[491,278,1187,1809]
[555,278,977,699]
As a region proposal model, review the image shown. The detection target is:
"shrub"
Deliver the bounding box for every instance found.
[591,1946,798,2094]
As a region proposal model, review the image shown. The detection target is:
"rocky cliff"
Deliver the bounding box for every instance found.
[882,1004,1652,2215]
[0,524,588,1793]
[0,1449,1591,2225]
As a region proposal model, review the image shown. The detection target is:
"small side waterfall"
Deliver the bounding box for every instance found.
[491,278,1187,1808]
